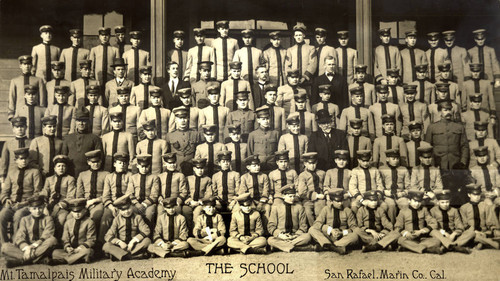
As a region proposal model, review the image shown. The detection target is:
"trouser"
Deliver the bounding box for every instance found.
[187,236,226,255]
[227,236,267,253]
[254,201,271,235]
[398,236,441,254]
[102,238,151,260]
[308,226,359,247]
[133,204,157,231]
[88,203,105,243]
[52,247,93,264]
[0,206,29,243]
[1,236,57,263]
[51,204,69,241]
[383,197,397,224]
[147,240,190,257]
[100,207,115,246]
[303,200,326,228]
[355,228,400,248]
[430,229,475,249]
[216,199,239,213]
[180,205,196,233]
[267,233,311,252]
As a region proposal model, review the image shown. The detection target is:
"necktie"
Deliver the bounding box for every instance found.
[16,168,25,202]
[299,110,306,135]
[72,219,81,248]
[480,164,493,191]
[352,136,359,167]
[386,133,392,150]
[478,46,484,80]
[418,80,425,103]
[195,45,204,81]
[208,143,214,176]
[234,142,241,173]
[232,79,239,109]
[116,173,124,197]
[54,175,62,195]
[125,217,132,243]
[472,203,480,230]
[473,109,480,122]
[111,131,119,171]
[355,105,361,119]
[177,50,184,80]
[414,139,421,166]
[212,104,219,133]
[368,207,376,230]
[205,214,213,228]
[389,86,398,104]
[134,48,139,85]
[71,47,78,81]
[139,174,148,201]
[193,176,201,201]
[285,203,293,233]
[16,137,26,148]
[247,46,254,83]
[390,166,398,196]
[23,74,30,86]
[409,47,416,81]
[408,102,415,121]
[222,171,228,203]
[317,45,324,74]
[381,101,387,115]
[323,101,329,113]
[252,173,260,199]
[441,208,451,233]
[164,171,173,198]
[243,212,251,236]
[274,47,284,85]
[423,166,431,191]
[33,217,40,241]
[57,104,64,138]
[363,167,372,191]
[312,171,320,194]
[342,46,348,78]
[102,44,108,85]
[90,170,98,198]
[48,136,55,175]
[121,104,128,131]
[118,43,125,58]
[447,47,453,65]
[293,134,300,174]
[280,170,287,187]
[333,208,340,228]
[88,104,95,133]
[45,43,52,81]
[28,105,35,139]
[147,138,154,155]
[478,138,485,147]
[83,78,89,106]
[168,215,175,241]
[155,106,162,138]
[337,168,344,188]
[222,37,228,81]
[143,83,149,109]
[430,48,436,83]
[297,43,303,76]
[170,80,175,94]
[411,207,420,230]
[269,104,275,130]
[383,44,391,70]
[55,79,61,88]
[474,79,480,93]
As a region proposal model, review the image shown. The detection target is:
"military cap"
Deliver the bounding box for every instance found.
[54,85,70,94]
[293,23,307,33]
[111,58,127,67]
[245,155,260,165]
[376,84,389,93]
[415,64,428,73]
[316,109,332,124]
[385,148,400,158]
[51,61,65,70]
[41,115,57,125]
[473,146,489,157]
[282,184,297,195]
[408,121,423,131]
[349,86,364,96]
[349,118,363,129]
[69,29,83,38]
[427,32,440,40]
[334,149,349,159]
[192,158,207,168]
[116,86,131,95]
[39,25,53,33]
[435,190,451,201]
[53,154,69,165]
[98,27,111,35]
[202,196,217,206]
[435,83,450,93]
[177,86,191,97]
[255,105,271,118]
[442,30,456,40]
[417,145,433,157]
[129,31,142,39]
[139,65,152,74]
[470,93,483,103]
[85,150,102,162]
[236,193,252,205]
[149,87,162,97]
[68,198,87,212]
[378,28,391,36]
[337,30,349,39]
[10,116,26,127]
[193,28,205,36]
[114,25,126,33]
[14,147,29,158]
[241,29,254,37]
[235,90,249,100]
[328,188,344,201]
[86,84,100,94]
[315,27,327,36]
[264,84,278,93]
[114,194,132,210]
[405,30,417,37]
[18,55,33,64]
[287,69,300,77]
[437,100,452,110]
[75,107,90,120]
[205,81,220,95]
[198,61,213,70]
[275,150,289,161]
[357,150,371,161]
[173,30,185,38]
[466,183,481,195]
[354,65,367,73]
[162,152,177,163]
[363,190,379,201]
[473,29,486,39]
[217,150,232,161]
[294,92,307,102]
[216,20,229,28]
[403,84,418,94]
[437,63,451,72]
[229,61,242,69]
[28,194,45,207]
[227,123,242,134]
[474,121,488,131]
[318,84,332,94]
[202,124,217,135]
[172,107,189,118]
[114,151,129,162]
[163,197,177,208]
[286,112,300,125]
[136,154,152,165]
[381,114,395,124]
[109,111,123,121]
[269,31,281,39]
[407,190,424,201]
[386,68,400,77]
[79,60,92,68]
[302,152,318,163]
[469,63,482,72]
[142,119,156,131]
[24,85,38,93]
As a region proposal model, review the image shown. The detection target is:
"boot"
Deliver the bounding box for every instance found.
[362,243,381,253]
[451,245,471,254]
[424,246,442,255]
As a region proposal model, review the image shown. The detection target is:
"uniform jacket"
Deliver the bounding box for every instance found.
[238,172,270,201]
[105,213,150,244]
[233,46,264,81]
[394,206,438,233]
[102,172,133,207]
[212,37,239,81]
[109,104,141,138]
[373,134,408,167]
[105,78,135,107]
[158,171,188,202]
[268,203,308,236]
[8,75,47,118]
[185,44,216,81]
[425,47,448,83]
[127,173,160,206]
[123,48,150,85]
[62,216,96,250]
[165,129,201,165]
[336,46,357,85]
[247,128,280,166]
[339,106,375,138]
[14,104,45,139]
[459,202,497,232]
[410,165,443,191]
[46,79,72,106]
[263,46,287,86]
[193,212,226,238]
[369,102,402,137]
[313,204,358,231]
[0,167,42,204]
[15,214,55,249]
[76,170,109,200]
[401,47,428,83]
[31,43,61,80]
[45,104,75,138]
[138,107,171,140]
[424,119,469,169]
[42,174,76,208]
[69,78,100,108]
[29,135,64,176]
[185,175,212,204]
[130,83,157,110]
[268,169,298,198]
[211,170,240,203]
[374,44,401,82]
[348,167,384,198]
[167,48,188,79]
[468,45,500,82]
[429,206,464,234]
[230,210,264,238]
[219,78,254,111]
[285,42,317,80]
[463,79,495,113]
[59,46,90,81]
[62,132,103,177]
[0,137,32,177]
[153,213,188,242]
[136,138,167,174]
[101,131,136,172]
[323,168,352,192]
[357,205,393,232]
[297,169,326,201]
[348,82,376,107]
[316,45,338,76]
[89,44,119,84]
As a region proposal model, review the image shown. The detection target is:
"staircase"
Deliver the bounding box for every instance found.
[0,58,19,141]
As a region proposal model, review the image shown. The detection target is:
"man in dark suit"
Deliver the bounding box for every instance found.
[251,64,271,108]
[160,61,190,110]
[308,109,348,171]
[312,56,348,110]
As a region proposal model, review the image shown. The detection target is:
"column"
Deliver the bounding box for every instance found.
[151,0,167,85]
[356,0,373,74]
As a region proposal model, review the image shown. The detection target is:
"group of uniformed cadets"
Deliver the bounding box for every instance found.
[1,21,500,268]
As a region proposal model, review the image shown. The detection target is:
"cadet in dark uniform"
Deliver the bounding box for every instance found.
[226,91,256,142]
[31,25,61,82]
[59,29,90,82]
